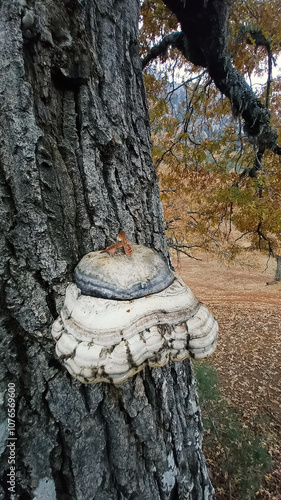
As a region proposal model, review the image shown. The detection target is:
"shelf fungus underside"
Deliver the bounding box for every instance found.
[52,277,218,384]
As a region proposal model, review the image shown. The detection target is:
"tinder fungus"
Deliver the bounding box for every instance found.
[52,235,218,384]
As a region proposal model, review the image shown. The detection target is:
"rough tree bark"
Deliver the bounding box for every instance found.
[0,1,213,499]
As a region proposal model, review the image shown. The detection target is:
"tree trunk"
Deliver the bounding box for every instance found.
[0,1,213,498]
[275,256,281,282]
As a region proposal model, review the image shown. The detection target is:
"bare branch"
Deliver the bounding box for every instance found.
[240,26,276,110]
[155,140,181,167]
[257,221,274,257]
[238,25,271,49]
[265,47,273,109]
[167,240,202,260]
[142,31,190,69]
[234,230,253,242]
[165,72,206,99]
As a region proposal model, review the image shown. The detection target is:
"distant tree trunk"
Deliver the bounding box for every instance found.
[275,256,281,282]
[0,1,213,499]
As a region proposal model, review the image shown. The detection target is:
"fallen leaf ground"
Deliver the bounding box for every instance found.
[173,251,281,500]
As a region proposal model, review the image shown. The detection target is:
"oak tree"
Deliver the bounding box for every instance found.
[141,0,281,277]
[0,1,213,499]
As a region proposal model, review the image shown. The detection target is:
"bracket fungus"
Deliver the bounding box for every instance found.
[52,232,218,384]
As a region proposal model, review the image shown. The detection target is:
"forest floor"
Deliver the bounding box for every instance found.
[172,251,281,500]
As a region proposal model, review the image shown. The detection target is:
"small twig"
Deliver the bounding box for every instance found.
[263,253,271,273]
[186,134,201,146]
[165,72,206,98]
[155,141,180,167]
[167,241,202,260]
[234,231,253,242]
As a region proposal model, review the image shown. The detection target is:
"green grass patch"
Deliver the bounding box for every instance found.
[194,361,272,499]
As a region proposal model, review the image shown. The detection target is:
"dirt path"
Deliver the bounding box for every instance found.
[173,252,281,498]
[174,251,280,305]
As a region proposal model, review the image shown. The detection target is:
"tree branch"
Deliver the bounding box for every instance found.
[257,221,275,257]
[238,25,271,49]
[265,47,273,109]
[142,31,191,69]
[167,238,202,260]
[161,0,281,157]
[238,26,274,110]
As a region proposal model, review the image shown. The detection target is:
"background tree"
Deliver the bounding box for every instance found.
[0,1,213,499]
[141,0,281,277]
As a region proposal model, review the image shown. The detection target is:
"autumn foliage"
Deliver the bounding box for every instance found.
[140,0,281,268]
